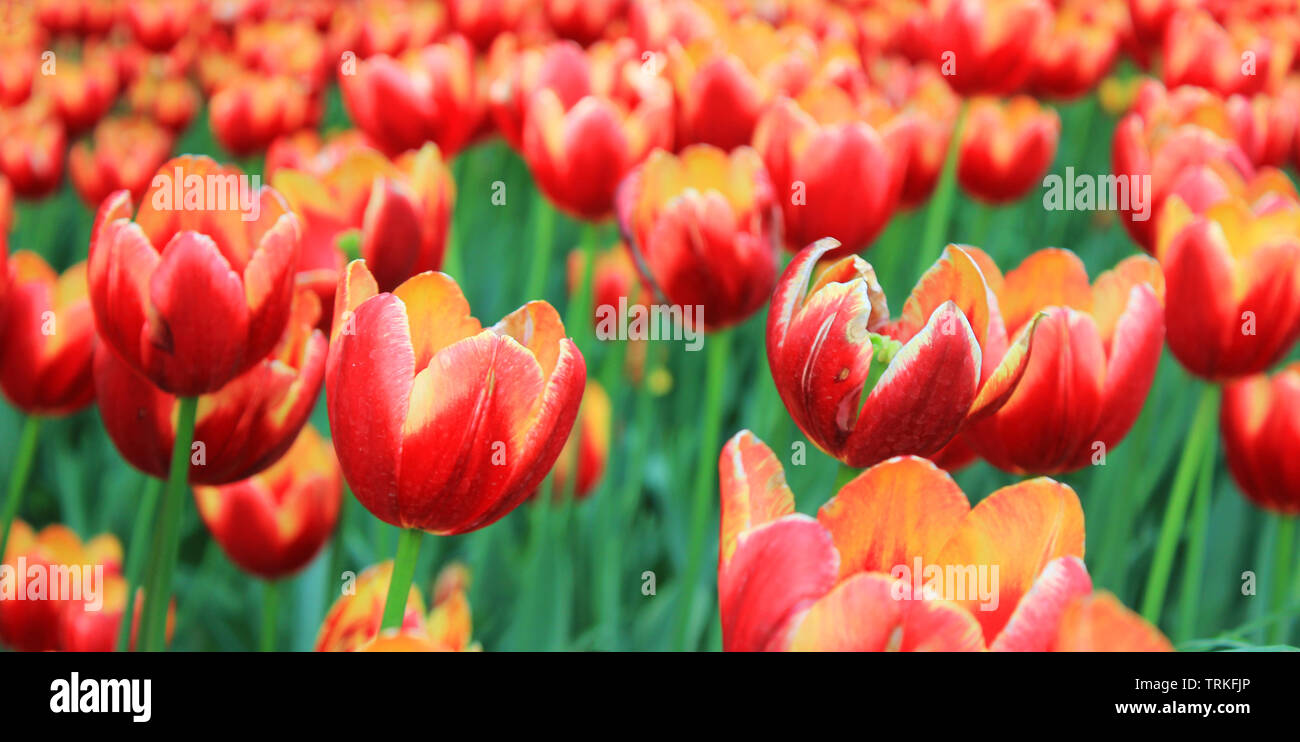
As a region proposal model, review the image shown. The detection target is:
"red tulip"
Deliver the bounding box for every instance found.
[962,250,1166,474]
[448,0,530,50]
[315,561,427,652]
[326,260,586,534]
[36,0,117,37]
[126,74,201,134]
[0,97,66,199]
[1228,89,1299,169]
[615,145,780,330]
[0,41,38,106]
[1221,363,1300,514]
[871,61,960,210]
[95,288,326,486]
[1155,169,1300,380]
[717,431,1171,651]
[326,0,447,60]
[193,424,342,579]
[539,380,611,501]
[957,96,1060,204]
[44,52,119,136]
[125,0,195,52]
[58,580,175,652]
[1161,9,1276,97]
[88,155,302,396]
[340,35,482,158]
[766,240,1036,468]
[487,39,591,152]
[210,73,321,157]
[545,0,627,45]
[0,253,95,415]
[752,81,911,256]
[926,0,1051,96]
[1028,0,1125,100]
[69,116,174,210]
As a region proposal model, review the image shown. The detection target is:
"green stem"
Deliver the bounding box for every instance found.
[141,395,199,651]
[260,580,280,652]
[380,528,423,631]
[1141,384,1219,626]
[524,192,557,301]
[1271,516,1296,645]
[914,98,969,276]
[116,476,162,651]
[0,416,40,564]
[671,328,731,650]
[1175,419,1218,643]
[565,222,602,349]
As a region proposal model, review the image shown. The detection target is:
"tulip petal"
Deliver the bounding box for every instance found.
[719,430,796,566]
[1051,592,1174,651]
[392,271,482,372]
[999,248,1093,335]
[989,555,1093,651]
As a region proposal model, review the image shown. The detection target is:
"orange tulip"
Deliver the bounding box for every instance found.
[69,116,174,210]
[326,261,587,534]
[315,561,427,652]
[717,431,1172,652]
[0,253,95,415]
[193,425,342,579]
[1220,363,1300,515]
[957,96,1060,204]
[355,563,480,651]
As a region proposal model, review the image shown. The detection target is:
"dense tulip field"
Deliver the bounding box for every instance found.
[1,0,1299,660]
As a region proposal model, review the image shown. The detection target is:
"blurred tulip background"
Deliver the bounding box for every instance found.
[1,0,1299,654]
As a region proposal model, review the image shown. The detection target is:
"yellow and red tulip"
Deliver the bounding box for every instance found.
[69,116,174,210]
[925,0,1052,96]
[487,39,590,152]
[37,0,117,37]
[125,0,196,52]
[326,260,587,534]
[448,0,530,50]
[126,74,202,135]
[210,73,321,157]
[95,288,327,485]
[1027,0,1126,100]
[961,249,1167,474]
[315,561,427,652]
[193,424,342,579]
[957,95,1060,204]
[0,97,66,199]
[1155,169,1300,380]
[1160,9,1279,97]
[615,144,780,330]
[0,252,95,416]
[716,431,1172,652]
[766,240,1036,468]
[1220,363,1300,515]
[88,155,302,396]
[44,51,119,136]
[355,563,480,651]
[58,579,175,652]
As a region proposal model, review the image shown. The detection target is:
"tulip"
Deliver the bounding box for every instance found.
[717,431,1172,651]
[666,16,816,150]
[521,47,673,219]
[95,287,327,485]
[327,260,587,535]
[614,145,780,330]
[448,0,530,50]
[210,73,321,157]
[538,380,611,502]
[0,42,37,106]
[1220,363,1300,514]
[1161,9,1276,97]
[1228,90,1299,169]
[926,0,1051,96]
[0,252,95,415]
[766,239,1036,468]
[125,0,195,52]
[36,0,117,37]
[193,424,342,579]
[69,116,174,210]
[326,0,447,60]
[0,97,66,199]
[957,96,1060,204]
[234,18,331,93]
[340,35,482,158]
[873,62,960,210]
[1155,170,1300,380]
[752,82,911,256]
[58,580,175,652]
[1027,0,1125,100]
[126,74,201,134]
[0,522,122,652]
[88,155,302,397]
[487,39,592,152]
[356,563,480,652]
[45,53,119,136]
[961,249,1166,474]
[627,0,717,53]
[546,0,627,45]
[315,561,428,652]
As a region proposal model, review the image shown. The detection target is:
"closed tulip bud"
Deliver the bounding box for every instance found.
[1221,364,1300,514]
[1155,170,1300,379]
[615,145,780,330]
[193,425,342,579]
[752,82,911,256]
[1028,0,1125,100]
[0,522,123,652]
[340,35,482,158]
[96,288,327,485]
[326,260,587,534]
[488,39,592,153]
[0,253,95,415]
[546,0,627,45]
[70,116,174,210]
[360,143,456,292]
[59,580,175,652]
[0,97,66,199]
[1227,90,1299,169]
[957,96,1060,204]
[315,561,428,652]
[89,155,302,396]
[1161,10,1276,97]
[126,74,201,134]
[717,431,1170,651]
[125,0,195,52]
[962,249,1166,474]
[210,73,321,157]
[0,43,37,106]
[927,0,1051,96]
[449,0,530,50]
[766,240,1036,468]
[45,53,119,136]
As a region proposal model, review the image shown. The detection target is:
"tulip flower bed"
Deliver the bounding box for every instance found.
[0,0,1299,657]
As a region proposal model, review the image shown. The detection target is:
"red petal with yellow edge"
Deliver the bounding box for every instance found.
[718,430,796,567]
[719,515,839,652]
[989,556,1092,651]
[816,456,968,580]
[1091,255,1165,349]
[1051,592,1173,651]
[936,477,1085,643]
[329,259,379,346]
[1161,219,1240,379]
[967,313,1039,421]
[242,207,300,363]
[842,301,981,466]
[998,248,1093,336]
[393,271,482,373]
[492,300,566,381]
[897,244,1000,353]
[766,238,849,355]
[315,561,427,652]
[788,572,986,651]
[326,293,415,527]
[88,215,158,373]
[396,331,545,533]
[1092,283,1164,455]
